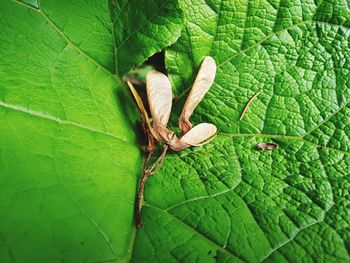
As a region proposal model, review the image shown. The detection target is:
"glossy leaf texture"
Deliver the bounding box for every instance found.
[0,0,183,262]
[132,0,350,262]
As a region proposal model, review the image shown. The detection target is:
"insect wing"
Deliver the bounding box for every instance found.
[146,70,173,127]
[179,56,217,132]
[180,123,217,146]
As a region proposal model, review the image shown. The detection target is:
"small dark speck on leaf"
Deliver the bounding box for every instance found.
[257,142,278,150]
[208,250,212,255]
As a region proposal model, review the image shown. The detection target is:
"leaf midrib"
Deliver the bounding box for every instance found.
[0,100,137,146]
[161,130,350,156]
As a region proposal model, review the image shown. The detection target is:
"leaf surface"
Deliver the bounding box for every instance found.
[0,0,182,262]
[132,0,350,262]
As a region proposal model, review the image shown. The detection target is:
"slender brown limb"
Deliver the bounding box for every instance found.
[127,81,161,142]
[150,145,168,175]
[135,169,151,228]
[143,131,155,171]
[135,145,169,228]
[143,150,153,171]
[239,91,260,121]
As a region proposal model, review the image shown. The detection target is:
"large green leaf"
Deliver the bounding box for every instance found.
[132,0,350,262]
[0,0,182,262]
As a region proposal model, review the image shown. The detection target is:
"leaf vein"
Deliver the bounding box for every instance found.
[145,204,247,262]
[0,100,135,146]
[10,0,115,77]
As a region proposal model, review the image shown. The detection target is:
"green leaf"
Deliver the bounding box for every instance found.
[132,0,350,262]
[111,0,184,75]
[0,0,182,262]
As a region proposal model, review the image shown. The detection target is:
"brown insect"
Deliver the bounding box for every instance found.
[257,142,278,150]
[128,56,217,227]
